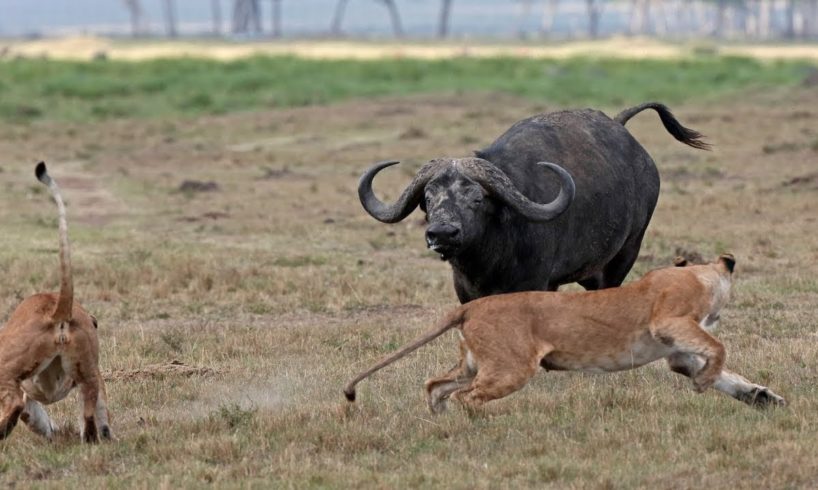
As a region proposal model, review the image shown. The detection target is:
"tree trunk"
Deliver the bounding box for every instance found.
[713,0,727,37]
[439,0,453,38]
[331,0,350,35]
[804,0,818,38]
[123,0,144,36]
[585,0,602,38]
[378,0,404,37]
[271,0,282,37]
[164,0,178,37]
[783,0,796,38]
[539,0,559,36]
[211,0,223,35]
[233,0,262,34]
[757,0,768,38]
[517,0,534,38]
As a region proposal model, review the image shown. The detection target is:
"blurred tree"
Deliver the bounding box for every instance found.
[233,0,263,34]
[163,0,178,37]
[540,0,560,37]
[271,0,282,37]
[212,0,223,35]
[514,0,535,37]
[123,0,146,36]
[585,0,604,37]
[331,0,403,37]
[438,0,453,37]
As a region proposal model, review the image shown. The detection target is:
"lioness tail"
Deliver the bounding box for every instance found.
[343,307,467,402]
[35,162,74,322]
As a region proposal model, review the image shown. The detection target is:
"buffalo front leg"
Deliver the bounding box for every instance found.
[667,353,786,407]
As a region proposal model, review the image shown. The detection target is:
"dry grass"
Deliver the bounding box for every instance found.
[0,87,816,488]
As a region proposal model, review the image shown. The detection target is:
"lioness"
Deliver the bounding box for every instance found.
[0,162,111,443]
[344,255,785,412]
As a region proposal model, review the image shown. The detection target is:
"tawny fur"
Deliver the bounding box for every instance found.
[0,162,111,443]
[344,255,785,413]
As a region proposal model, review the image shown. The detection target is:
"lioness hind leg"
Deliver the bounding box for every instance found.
[78,379,101,443]
[425,341,477,414]
[653,318,725,393]
[21,396,58,440]
[94,375,112,440]
[452,361,537,410]
[667,353,786,407]
[0,382,24,441]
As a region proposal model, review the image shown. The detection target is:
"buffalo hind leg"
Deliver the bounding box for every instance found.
[599,232,646,289]
[667,353,786,407]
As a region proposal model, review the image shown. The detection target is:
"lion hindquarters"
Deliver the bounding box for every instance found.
[424,339,478,413]
[446,325,550,410]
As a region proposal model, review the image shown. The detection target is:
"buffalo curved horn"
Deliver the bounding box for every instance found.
[358,159,447,223]
[457,158,575,222]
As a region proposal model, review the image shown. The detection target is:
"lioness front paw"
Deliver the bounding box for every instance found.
[738,387,787,408]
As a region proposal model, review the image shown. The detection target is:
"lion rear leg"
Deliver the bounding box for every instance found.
[0,382,24,441]
[21,396,58,440]
[425,340,477,414]
[451,360,538,411]
[78,379,101,443]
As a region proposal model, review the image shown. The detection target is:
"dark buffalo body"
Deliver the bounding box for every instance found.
[359,102,708,303]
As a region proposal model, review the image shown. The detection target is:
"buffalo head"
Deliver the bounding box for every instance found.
[358,158,575,260]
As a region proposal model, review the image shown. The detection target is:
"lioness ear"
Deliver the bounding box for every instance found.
[719,254,736,273]
[673,256,688,267]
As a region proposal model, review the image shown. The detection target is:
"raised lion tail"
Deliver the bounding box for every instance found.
[35,162,74,322]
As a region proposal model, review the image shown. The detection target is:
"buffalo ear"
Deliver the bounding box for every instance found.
[673,256,688,267]
[719,254,736,273]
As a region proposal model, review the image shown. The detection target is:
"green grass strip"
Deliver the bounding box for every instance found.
[0,55,812,122]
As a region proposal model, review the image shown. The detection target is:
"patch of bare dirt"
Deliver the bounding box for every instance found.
[105,360,219,382]
[782,172,818,191]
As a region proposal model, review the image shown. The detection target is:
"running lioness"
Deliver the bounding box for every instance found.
[0,162,111,443]
[344,255,785,412]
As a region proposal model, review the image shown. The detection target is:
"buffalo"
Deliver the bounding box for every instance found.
[359,102,708,303]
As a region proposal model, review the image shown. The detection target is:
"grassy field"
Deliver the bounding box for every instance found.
[0,56,813,122]
[0,54,817,488]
